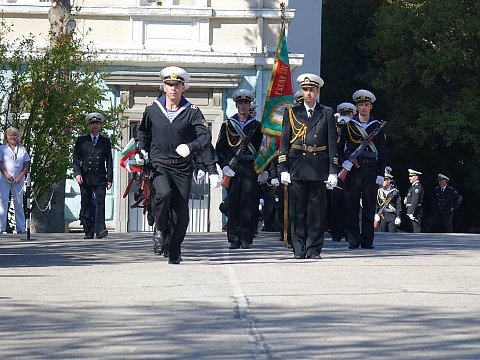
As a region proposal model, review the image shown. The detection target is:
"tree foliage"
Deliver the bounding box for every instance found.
[0,21,127,207]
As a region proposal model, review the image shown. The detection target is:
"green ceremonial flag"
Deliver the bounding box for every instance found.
[254,21,294,173]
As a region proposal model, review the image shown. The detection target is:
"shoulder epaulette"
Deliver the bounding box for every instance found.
[320,104,333,111]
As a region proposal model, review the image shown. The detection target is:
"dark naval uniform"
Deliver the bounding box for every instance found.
[216,114,262,248]
[406,180,424,233]
[278,103,337,258]
[136,95,210,261]
[73,133,113,237]
[423,185,462,233]
[337,116,387,248]
[375,187,402,232]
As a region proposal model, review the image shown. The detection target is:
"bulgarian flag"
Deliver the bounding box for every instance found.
[119,138,138,173]
[254,17,294,173]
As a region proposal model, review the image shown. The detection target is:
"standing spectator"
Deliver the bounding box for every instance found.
[423,174,462,233]
[0,127,30,234]
[216,89,262,249]
[136,66,210,264]
[337,89,387,249]
[279,73,337,259]
[374,173,402,232]
[73,113,113,239]
[405,168,424,233]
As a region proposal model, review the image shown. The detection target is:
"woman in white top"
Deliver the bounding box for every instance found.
[0,127,31,233]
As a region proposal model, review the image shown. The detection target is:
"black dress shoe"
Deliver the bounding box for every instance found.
[96,229,108,239]
[294,254,305,259]
[83,232,94,239]
[229,243,241,249]
[240,240,251,249]
[153,244,164,255]
[168,258,181,265]
[308,253,322,259]
[348,244,360,249]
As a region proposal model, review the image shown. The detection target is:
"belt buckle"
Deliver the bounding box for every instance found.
[307,145,314,152]
[170,159,178,165]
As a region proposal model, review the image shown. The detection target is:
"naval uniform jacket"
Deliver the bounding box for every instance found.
[337,116,387,177]
[73,134,113,186]
[432,186,462,214]
[376,187,402,217]
[136,95,210,163]
[406,181,424,218]
[278,103,337,179]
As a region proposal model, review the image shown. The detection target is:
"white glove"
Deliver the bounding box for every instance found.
[209,174,221,188]
[394,217,401,225]
[376,176,384,185]
[140,149,149,161]
[342,160,353,171]
[257,171,269,184]
[327,174,338,188]
[259,198,265,206]
[374,214,381,222]
[326,184,334,191]
[222,166,235,177]
[134,153,144,165]
[404,197,407,204]
[280,172,291,185]
[271,178,280,187]
[196,169,206,183]
[175,144,191,158]
[408,214,415,221]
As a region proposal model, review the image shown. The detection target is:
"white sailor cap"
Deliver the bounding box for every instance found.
[384,172,393,179]
[352,89,376,103]
[336,102,357,115]
[408,169,422,176]
[385,166,393,174]
[297,73,324,88]
[85,112,104,123]
[294,89,304,103]
[160,66,190,87]
[438,173,449,181]
[233,89,255,103]
[249,103,257,111]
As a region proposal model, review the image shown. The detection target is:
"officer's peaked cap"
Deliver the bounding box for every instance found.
[85,112,104,123]
[438,173,449,181]
[408,168,422,176]
[353,89,376,103]
[336,102,357,115]
[233,89,255,103]
[297,73,324,88]
[160,66,190,86]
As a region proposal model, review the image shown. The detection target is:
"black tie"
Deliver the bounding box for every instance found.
[308,109,313,119]
[92,136,97,145]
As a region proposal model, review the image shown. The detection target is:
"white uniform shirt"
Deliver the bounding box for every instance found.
[0,144,31,180]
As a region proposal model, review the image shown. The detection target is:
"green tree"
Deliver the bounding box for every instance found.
[365,0,480,230]
[0,21,127,232]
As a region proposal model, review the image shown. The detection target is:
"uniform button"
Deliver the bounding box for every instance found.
[302,152,306,156]
[314,134,317,138]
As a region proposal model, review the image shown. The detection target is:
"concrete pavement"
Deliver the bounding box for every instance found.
[1,231,480,359]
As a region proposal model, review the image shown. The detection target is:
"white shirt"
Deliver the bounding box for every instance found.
[0,143,31,180]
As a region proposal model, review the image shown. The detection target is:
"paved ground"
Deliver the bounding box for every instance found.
[1,231,480,359]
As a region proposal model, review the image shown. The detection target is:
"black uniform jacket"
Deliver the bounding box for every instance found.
[278,103,337,181]
[215,115,262,169]
[73,134,113,186]
[337,116,387,176]
[136,95,210,160]
[433,186,462,214]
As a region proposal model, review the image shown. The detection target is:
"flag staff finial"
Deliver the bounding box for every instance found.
[280,2,286,21]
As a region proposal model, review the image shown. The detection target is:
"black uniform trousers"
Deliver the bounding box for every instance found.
[152,160,192,262]
[344,159,377,248]
[289,180,326,257]
[379,212,398,232]
[328,180,347,240]
[423,211,453,233]
[227,160,259,246]
[79,182,106,236]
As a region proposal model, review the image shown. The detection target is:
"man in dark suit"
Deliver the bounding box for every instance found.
[278,73,337,259]
[405,168,424,233]
[73,112,113,239]
[423,173,462,233]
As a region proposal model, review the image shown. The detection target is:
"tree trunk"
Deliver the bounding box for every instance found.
[31,180,66,233]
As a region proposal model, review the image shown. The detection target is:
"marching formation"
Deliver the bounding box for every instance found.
[70,66,463,264]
